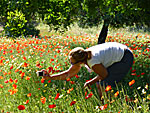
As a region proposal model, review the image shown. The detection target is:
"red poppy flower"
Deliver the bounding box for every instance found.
[3,50,6,55]
[146,48,149,52]
[36,63,40,67]
[48,80,51,83]
[132,69,136,73]
[9,50,13,53]
[57,50,60,53]
[75,75,79,78]
[85,92,93,99]
[55,93,59,100]
[24,100,29,104]
[85,91,87,96]
[41,78,45,83]
[20,71,23,74]
[17,105,25,110]
[3,72,7,75]
[50,59,54,62]
[9,78,13,83]
[27,93,31,97]
[15,69,19,73]
[12,84,17,89]
[20,72,25,79]
[131,73,136,76]
[67,88,74,94]
[41,97,46,104]
[70,81,75,84]
[141,73,145,75]
[0,76,3,79]
[129,80,135,86]
[0,59,3,64]
[23,56,27,60]
[24,62,28,67]
[4,80,9,83]
[25,76,31,80]
[88,93,93,98]
[7,72,11,75]
[114,91,119,97]
[14,79,18,83]
[66,78,70,81]
[70,101,76,106]
[99,104,107,110]
[105,85,112,92]
[49,104,56,108]
[0,84,3,88]
[10,65,13,70]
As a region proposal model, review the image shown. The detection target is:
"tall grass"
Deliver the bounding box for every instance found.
[0,23,150,113]
[36,22,150,38]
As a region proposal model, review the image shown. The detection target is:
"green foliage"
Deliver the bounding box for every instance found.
[81,0,150,28]
[0,0,40,37]
[1,0,150,38]
[43,0,79,31]
[3,9,40,38]
[4,10,27,37]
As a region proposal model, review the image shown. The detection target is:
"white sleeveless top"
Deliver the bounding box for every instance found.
[85,42,128,68]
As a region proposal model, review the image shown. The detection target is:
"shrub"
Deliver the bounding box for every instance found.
[4,10,40,38]
[4,10,27,37]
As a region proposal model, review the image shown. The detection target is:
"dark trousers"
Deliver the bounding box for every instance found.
[98,49,134,87]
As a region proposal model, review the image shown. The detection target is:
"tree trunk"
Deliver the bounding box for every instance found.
[97,19,109,44]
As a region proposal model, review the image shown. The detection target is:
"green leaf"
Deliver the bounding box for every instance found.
[26,2,29,5]
[18,24,21,27]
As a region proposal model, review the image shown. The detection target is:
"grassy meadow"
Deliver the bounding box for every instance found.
[0,24,150,113]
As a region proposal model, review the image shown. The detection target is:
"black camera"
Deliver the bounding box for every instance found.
[36,71,44,77]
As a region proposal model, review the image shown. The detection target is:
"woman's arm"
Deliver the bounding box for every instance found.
[43,65,81,80]
[84,63,108,87]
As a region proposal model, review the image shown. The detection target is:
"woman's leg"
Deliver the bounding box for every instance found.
[100,49,134,87]
[96,49,134,104]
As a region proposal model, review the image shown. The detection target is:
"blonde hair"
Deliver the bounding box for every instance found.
[69,47,91,62]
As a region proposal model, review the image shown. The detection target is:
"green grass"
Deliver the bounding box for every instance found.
[0,24,150,113]
[36,22,150,38]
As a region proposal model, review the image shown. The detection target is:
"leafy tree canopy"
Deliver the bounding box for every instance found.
[0,0,150,39]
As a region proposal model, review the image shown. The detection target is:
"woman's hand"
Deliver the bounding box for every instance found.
[41,69,51,80]
[41,69,49,76]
